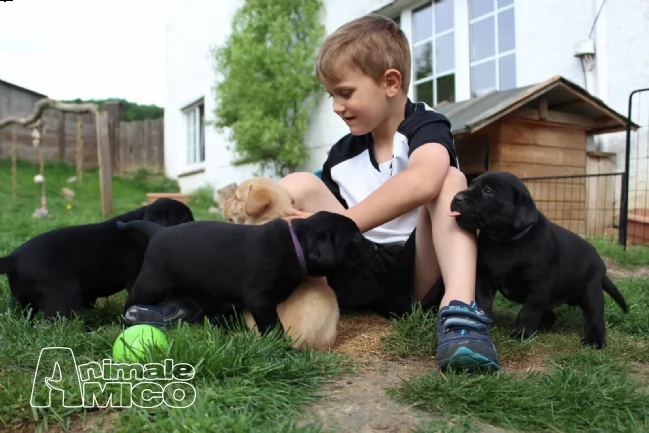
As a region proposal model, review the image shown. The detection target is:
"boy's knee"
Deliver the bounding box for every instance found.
[442,167,468,194]
[426,167,467,208]
[279,172,323,201]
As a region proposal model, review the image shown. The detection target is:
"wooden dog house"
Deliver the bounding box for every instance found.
[434,75,639,237]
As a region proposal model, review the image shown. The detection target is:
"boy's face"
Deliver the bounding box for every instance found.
[322,68,392,136]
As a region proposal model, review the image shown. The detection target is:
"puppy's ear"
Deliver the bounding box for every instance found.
[245,185,273,216]
[513,189,538,232]
[309,234,337,273]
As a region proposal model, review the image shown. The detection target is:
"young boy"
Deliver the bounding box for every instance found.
[278,14,499,373]
[124,14,498,373]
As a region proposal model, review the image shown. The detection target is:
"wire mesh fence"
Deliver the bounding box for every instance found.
[521,173,623,241]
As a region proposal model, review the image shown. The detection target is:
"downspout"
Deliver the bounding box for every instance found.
[574,39,597,96]
[574,39,598,151]
[574,0,607,151]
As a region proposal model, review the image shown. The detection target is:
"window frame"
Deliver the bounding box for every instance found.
[468,0,516,97]
[182,98,205,167]
[409,0,457,106]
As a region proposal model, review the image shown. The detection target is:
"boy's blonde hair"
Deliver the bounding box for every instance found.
[315,14,411,92]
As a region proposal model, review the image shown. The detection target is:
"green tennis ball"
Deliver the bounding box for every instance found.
[113,324,169,363]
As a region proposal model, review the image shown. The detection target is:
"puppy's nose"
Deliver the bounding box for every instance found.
[453,193,465,204]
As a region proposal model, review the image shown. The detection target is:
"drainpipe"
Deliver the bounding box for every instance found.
[574,38,599,151]
[574,0,608,152]
[575,39,597,96]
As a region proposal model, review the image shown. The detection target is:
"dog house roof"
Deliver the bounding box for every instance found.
[433,75,639,136]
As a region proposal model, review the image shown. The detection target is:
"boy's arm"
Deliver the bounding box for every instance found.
[343,142,451,233]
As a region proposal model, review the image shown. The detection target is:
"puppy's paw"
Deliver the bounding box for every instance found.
[581,336,606,350]
[538,310,557,331]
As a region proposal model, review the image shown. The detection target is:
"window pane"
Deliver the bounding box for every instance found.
[414,42,433,80]
[415,80,434,106]
[471,60,496,97]
[393,16,400,28]
[435,32,454,74]
[436,74,455,104]
[469,0,493,19]
[499,53,516,90]
[498,0,513,8]
[498,8,515,52]
[412,5,433,43]
[470,16,495,62]
[435,0,454,34]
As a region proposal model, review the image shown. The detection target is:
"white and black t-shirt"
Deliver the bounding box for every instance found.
[321,99,459,246]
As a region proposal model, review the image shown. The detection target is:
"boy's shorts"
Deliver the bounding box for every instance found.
[327,228,445,317]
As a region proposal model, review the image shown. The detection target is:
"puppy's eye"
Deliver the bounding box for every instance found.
[482,186,493,196]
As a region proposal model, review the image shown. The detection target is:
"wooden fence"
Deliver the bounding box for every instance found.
[0,101,164,175]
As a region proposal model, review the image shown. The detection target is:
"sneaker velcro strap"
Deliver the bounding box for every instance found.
[439,306,493,325]
[442,316,489,332]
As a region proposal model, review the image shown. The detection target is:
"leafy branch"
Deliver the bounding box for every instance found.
[210,0,325,177]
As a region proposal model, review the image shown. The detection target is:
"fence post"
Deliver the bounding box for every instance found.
[106,101,123,174]
[95,109,113,218]
[58,112,66,161]
[619,88,649,249]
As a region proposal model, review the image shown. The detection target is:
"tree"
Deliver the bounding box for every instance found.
[210,0,325,177]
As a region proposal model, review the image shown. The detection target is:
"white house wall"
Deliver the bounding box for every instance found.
[599,0,649,210]
[165,0,259,192]
[513,0,593,90]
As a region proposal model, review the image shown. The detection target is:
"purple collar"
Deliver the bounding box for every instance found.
[288,223,308,278]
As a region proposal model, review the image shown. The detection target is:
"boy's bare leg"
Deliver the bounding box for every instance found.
[412,206,441,301]
[413,167,476,307]
[279,172,346,214]
[417,167,498,372]
[423,167,477,308]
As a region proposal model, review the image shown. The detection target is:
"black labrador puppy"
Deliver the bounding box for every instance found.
[118,211,377,334]
[0,198,194,319]
[449,171,628,349]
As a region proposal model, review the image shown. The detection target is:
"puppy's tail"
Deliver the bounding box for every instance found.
[602,274,629,313]
[0,256,13,274]
[117,220,165,241]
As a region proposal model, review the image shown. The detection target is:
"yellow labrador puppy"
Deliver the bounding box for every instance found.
[223,177,340,351]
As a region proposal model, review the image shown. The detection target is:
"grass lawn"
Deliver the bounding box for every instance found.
[1,158,649,432]
[0,159,350,432]
[382,256,649,432]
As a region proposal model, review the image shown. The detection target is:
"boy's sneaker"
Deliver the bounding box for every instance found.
[121,296,206,328]
[435,300,500,373]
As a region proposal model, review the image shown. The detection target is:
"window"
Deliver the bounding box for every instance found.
[469,0,516,97]
[411,0,456,106]
[184,100,205,165]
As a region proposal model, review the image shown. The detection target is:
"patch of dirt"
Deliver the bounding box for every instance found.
[297,356,437,433]
[332,313,394,362]
[603,257,649,279]
[627,362,649,384]
[298,314,521,433]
